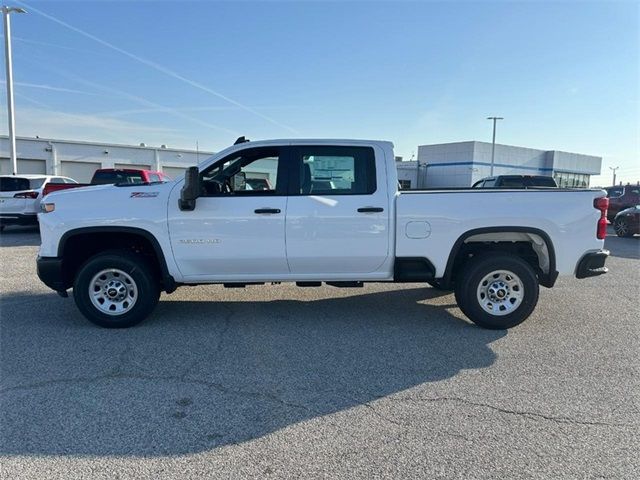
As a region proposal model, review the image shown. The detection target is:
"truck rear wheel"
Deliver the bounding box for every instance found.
[73,250,160,328]
[454,254,539,329]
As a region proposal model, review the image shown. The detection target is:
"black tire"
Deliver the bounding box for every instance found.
[454,254,539,330]
[454,282,471,318]
[614,218,633,238]
[427,279,451,291]
[73,250,160,328]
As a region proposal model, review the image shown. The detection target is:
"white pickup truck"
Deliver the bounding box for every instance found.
[37,138,610,329]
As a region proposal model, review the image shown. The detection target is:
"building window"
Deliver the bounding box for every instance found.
[554,172,589,188]
[399,179,412,190]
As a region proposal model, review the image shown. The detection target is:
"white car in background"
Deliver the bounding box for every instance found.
[0,175,77,231]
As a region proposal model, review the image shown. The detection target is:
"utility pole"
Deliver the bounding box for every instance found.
[609,166,619,186]
[2,5,26,175]
[487,116,503,176]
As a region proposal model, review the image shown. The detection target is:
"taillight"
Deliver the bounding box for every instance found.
[13,191,39,199]
[594,196,609,239]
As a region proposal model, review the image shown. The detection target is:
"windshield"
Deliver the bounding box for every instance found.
[92,171,145,185]
[0,177,44,191]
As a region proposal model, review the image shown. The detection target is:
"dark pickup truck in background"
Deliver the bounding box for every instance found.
[472,175,558,188]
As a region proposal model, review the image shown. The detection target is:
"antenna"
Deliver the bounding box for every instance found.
[196,140,199,164]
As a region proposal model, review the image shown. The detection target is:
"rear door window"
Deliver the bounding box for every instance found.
[292,146,376,195]
[29,179,46,189]
[498,177,524,188]
[529,176,557,187]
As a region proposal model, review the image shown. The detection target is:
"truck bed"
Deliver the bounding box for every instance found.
[395,188,605,277]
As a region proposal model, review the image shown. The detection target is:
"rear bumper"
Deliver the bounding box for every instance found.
[0,213,38,226]
[576,250,609,279]
[36,256,67,292]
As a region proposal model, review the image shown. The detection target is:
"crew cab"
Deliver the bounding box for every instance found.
[36,138,610,330]
[42,168,170,196]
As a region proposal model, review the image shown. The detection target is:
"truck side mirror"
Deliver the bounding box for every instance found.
[232,171,246,191]
[179,166,200,211]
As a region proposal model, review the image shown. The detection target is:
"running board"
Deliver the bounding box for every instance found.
[325,281,363,288]
[223,283,265,288]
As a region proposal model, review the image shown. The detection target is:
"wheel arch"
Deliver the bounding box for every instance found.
[442,226,558,289]
[58,226,176,293]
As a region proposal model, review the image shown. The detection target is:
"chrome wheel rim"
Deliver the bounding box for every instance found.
[89,269,138,316]
[476,270,524,316]
[615,220,628,236]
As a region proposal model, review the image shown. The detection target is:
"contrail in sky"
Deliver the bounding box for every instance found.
[16,1,299,134]
[50,66,241,136]
[0,80,108,96]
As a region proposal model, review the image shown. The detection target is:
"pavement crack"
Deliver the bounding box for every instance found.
[398,395,632,428]
[338,391,470,441]
[176,303,236,379]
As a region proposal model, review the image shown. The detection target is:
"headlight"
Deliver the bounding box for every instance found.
[40,202,55,213]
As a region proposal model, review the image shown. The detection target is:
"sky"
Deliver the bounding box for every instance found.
[0,0,637,186]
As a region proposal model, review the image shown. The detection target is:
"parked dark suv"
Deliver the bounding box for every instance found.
[605,185,640,221]
[472,175,558,188]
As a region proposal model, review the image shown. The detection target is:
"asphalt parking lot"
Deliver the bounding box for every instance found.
[0,227,638,479]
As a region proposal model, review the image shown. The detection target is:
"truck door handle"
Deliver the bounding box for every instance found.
[357,207,384,213]
[254,208,281,214]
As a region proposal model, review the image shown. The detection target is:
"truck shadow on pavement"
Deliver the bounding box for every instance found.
[0,286,505,457]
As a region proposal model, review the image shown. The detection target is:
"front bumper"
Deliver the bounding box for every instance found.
[0,213,38,226]
[36,256,67,292]
[576,250,609,279]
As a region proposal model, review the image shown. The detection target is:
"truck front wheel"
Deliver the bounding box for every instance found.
[454,254,539,330]
[73,250,160,328]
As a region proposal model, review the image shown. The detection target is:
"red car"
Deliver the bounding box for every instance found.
[43,168,170,196]
[605,184,640,221]
[613,205,640,237]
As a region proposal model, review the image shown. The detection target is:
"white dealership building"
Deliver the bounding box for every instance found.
[397,141,602,189]
[0,135,211,182]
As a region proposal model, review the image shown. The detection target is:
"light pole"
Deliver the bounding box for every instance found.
[487,116,503,176]
[609,166,619,186]
[2,5,26,176]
